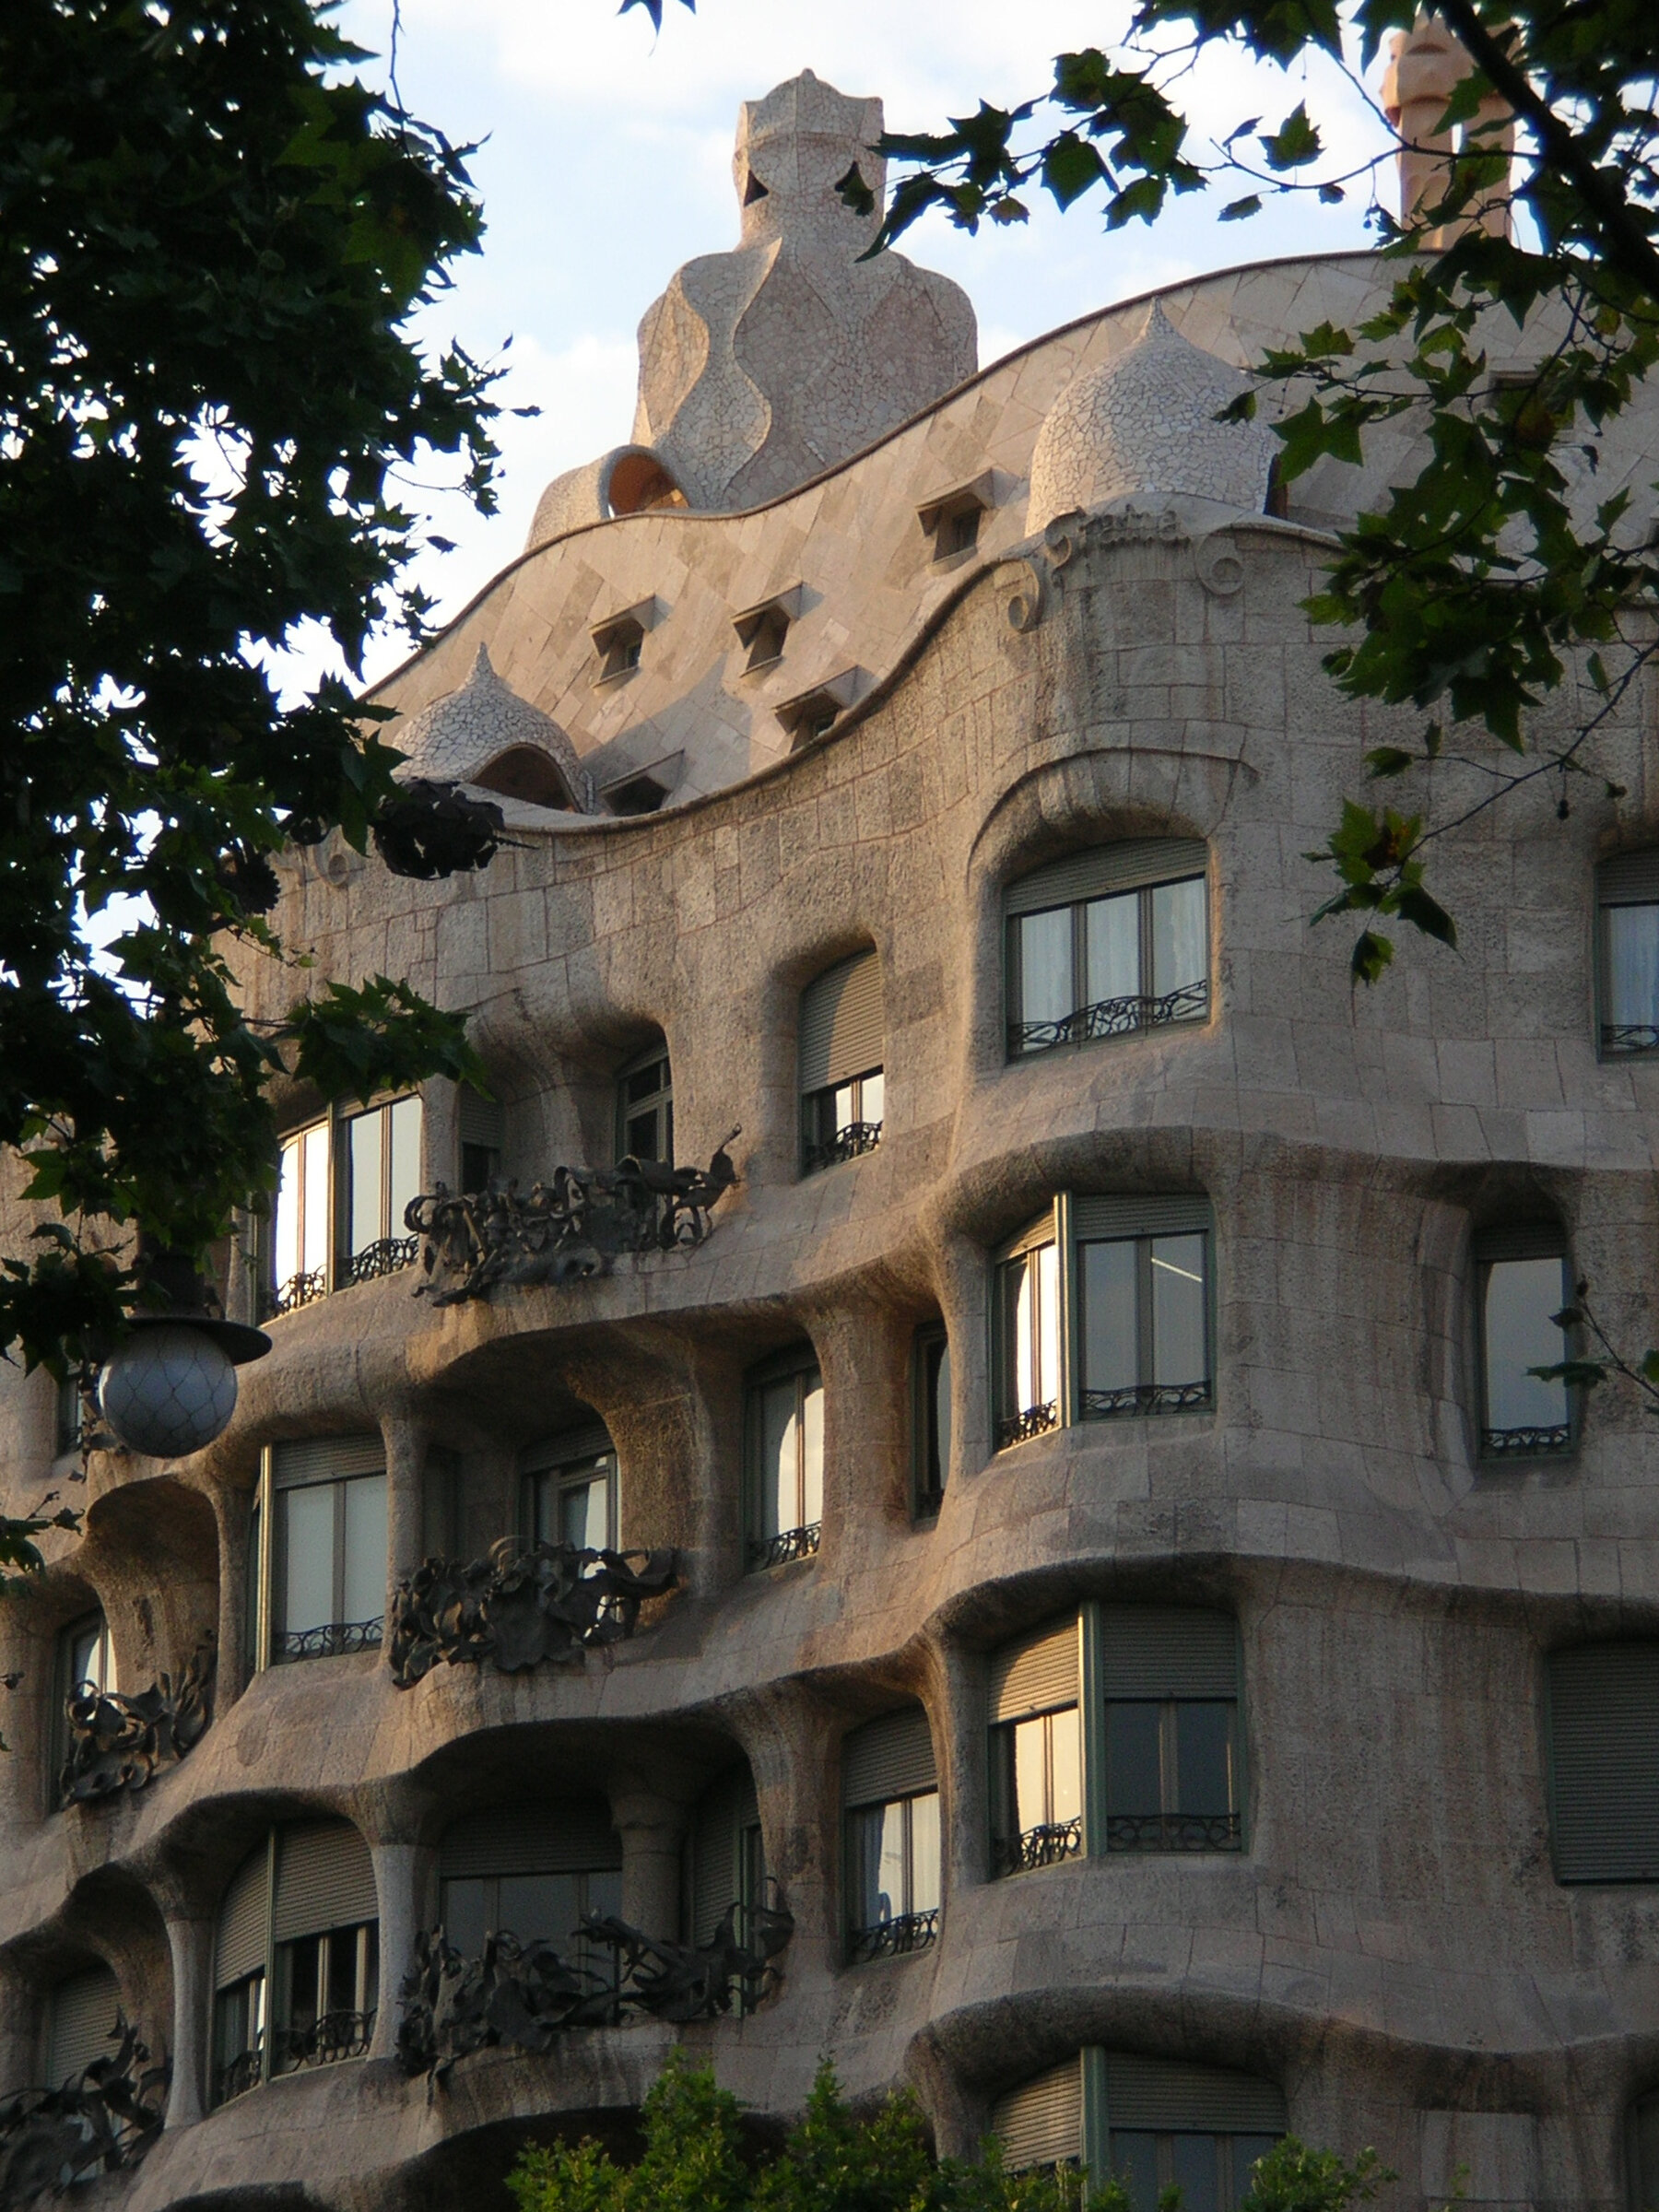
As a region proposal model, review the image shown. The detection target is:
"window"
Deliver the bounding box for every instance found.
[991,2050,1284,2203]
[1005,840,1208,1058]
[272,1115,329,1314]
[53,1610,113,1801]
[263,1437,387,1665]
[912,1322,951,1516]
[213,1821,379,2105]
[592,605,650,684]
[774,669,858,746]
[917,474,993,562]
[438,1802,623,1973]
[994,1196,1214,1450]
[746,1347,823,1570]
[521,1425,618,1552]
[1547,1643,1659,1882]
[990,1608,1241,1877]
[734,589,800,672]
[458,1083,503,1193]
[800,950,884,1174]
[44,1964,121,2088]
[617,1038,674,1165]
[843,1707,940,1961]
[341,1094,422,1286]
[1474,1224,1572,1456]
[1598,851,1659,1054]
[688,1767,768,2007]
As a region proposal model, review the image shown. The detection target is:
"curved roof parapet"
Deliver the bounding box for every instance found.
[1027,301,1277,536]
[390,641,593,815]
[525,446,688,555]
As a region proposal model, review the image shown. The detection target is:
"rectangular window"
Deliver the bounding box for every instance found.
[339,1094,421,1287]
[842,1706,940,1961]
[521,1439,618,1554]
[1079,1229,1210,1418]
[746,1354,824,1570]
[439,1866,623,1974]
[800,950,885,1174]
[617,1042,674,1164]
[213,1973,265,2106]
[1474,1227,1571,1457]
[1598,852,1659,1054]
[992,2051,1282,2192]
[994,1232,1062,1447]
[268,1438,387,1664]
[912,1322,951,1515]
[271,1117,330,1314]
[1547,1642,1659,1882]
[1005,842,1208,1058]
[271,1922,377,2076]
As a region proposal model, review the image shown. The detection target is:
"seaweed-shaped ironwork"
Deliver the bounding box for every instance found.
[404,1133,739,1306]
[387,1538,678,1688]
[0,2016,168,2203]
[396,1898,794,2085]
[57,1641,214,1807]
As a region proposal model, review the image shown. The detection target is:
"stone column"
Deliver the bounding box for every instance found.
[610,1789,688,1938]
[213,1486,250,1709]
[933,1635,989,1899]
[741,1686,841,1973]
[367,1840,422,2060]
[381,1411,427,1627]
[162,1916,214,2128]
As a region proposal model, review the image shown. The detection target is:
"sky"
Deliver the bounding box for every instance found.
[334,0,1399,687]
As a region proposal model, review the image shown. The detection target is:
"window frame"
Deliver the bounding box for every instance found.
[1472,1225,1575,1461]
[1003,841,1211,1063]
[744,1347,825,1571]
[254,1439,388,1669]
[615,1039,674,1167]
[51,1610,113,1811]
[520,1429,619,1554]
[799,948,886,1177]
[266,1093,423,1316]
[1595,850,1659,1059]
[843,1790,942,1962]
[911,1321,951,1517]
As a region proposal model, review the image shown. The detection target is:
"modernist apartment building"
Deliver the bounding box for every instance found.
[6,54,1659,2212]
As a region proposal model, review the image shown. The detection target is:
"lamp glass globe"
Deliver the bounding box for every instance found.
[96,1324,239,1458]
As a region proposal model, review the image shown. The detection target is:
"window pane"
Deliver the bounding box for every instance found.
[851,1805,891,1926]
[1081,1239,1138,1395]
[325,1926,362,2016]
[340,1473,387,1625]
[1150,1233,1207,1386]
[276,1933,322,2037]
[1484,1256,1569,1430]
[69,1618,110,1697]
[800,1376,824,1524]
[347,1109,383,1258]
[626,1108,661,1159]
[830,1080,857,1134]
[1171,2133,1221,2212]
[500,1872,576,1946]
[1175,1701,1237,1816]
[759,1380,797,1537]
[388,1096,422,1238]
[1112,2134,1160,2212]
[560,1470,610,1550]
[275,1135,302,1289]
[1012,1716,1048,1832]
[860,1068,884,1124]
[1017,908,1073,1040]
[1105,1701,1163,1816]
[908,1792,941,1913]
[524,1469,551,1546]
[301,1124,330,1277]
[440,1877,487,1958]
[281,1484,335,1635]
[1606,903,1659,1030]
[587,1867,623,1922]
[1049,1704,1082,1824]
[1084,891,1140,1007]
[1150,876,1206,1000]
[927,1336,951,1491]
[1233,2138,1278,2204]
[1035,1241,1061,1408]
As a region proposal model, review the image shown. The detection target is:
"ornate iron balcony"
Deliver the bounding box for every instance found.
[994,1817,1083,1877]
[0,2014,168,2184]
[271,2009,375,2077]
[338,1234,419,1287]
[996,1401,1059,1450]
[747,1523,821,1571]
[802,1120,882,1175]
[1010,978,1208,1056]
[58,1641,214,1807]
[387,1537,677,1688]
[273,1618,382,1664]
[405,1133,738,1305]
[1105,1810,1241,1852]
[1080,1380,1212,1420]
[263,1266,326,1320]
[846,1908,939,1963]
[1482,1422,1572,1457]
[1603,1023,1659,1053]
[212,2045,263,2109]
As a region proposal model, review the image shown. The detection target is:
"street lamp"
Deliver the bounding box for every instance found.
[95,1250,270,1459]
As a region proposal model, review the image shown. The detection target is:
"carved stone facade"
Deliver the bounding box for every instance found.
[4,57,1659,2212]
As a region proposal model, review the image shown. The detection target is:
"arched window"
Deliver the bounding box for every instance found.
[745,1345,823,1570]
[212,1820,378,2106]
[438,1800,621,1968]
[1004,840,1208,1059]
[1473,1223,1572,1457]
[616,1036,673,1164]
[842,1707,939,1961]
[1598,850,1659,1055]
[520,1422,617,1552]
[43,1963,121,2088]
[799,949,884,1174]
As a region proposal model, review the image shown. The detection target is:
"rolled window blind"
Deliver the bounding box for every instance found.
[519,1424,613,1474]
[216,1843,270,1989]
[274,1435,385,1489]
[46,1965,121,2086]
[1548,1643,1659,1880]
[272,1820,377,1943]
[1074,1195,1212,1241]
[1005,840,1208,919]
[1472,1223,1566,1265]
[842,1707,936,1806]
[458,1085,505,1149]
[992,1618,1080,1723]
[800,950,884,1093]
[692,1768,759,1947]
[439,1801,621,1880]
[1103,2053,1285,2132]
[1599,851,1659,906]
[1097,1607,1237,1699]
[997,1208,1058,1264]
[992,2059,1082,2169]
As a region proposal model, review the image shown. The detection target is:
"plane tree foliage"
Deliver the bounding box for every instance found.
[0,0,505,1406]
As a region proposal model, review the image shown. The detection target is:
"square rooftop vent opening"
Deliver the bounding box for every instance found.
[605,774,671,816]
[774,668,861,748]
[917,473,994,563]
[733,586,803,674]
[591,601,655,686]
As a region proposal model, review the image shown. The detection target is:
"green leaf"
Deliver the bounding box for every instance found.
[1219,194,1263,221]
[1260,102,1321,171]
[1350,930,1394,983]
[1364,747,1415,779]
[1041,133,1107,209]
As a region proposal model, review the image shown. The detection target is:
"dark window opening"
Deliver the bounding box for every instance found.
[605,774,670,816]
[616,1041,673,1164]
[593,611,647,683]
[472,747,575,811]
[912,1322,950,1516]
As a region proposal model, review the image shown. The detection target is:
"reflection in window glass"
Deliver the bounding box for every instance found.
[1482,1254,1570,1448]
[524,1446,617,1555]
[1151,877,1207,1000]
[1018,907,1073,1036]
[274,1120,330,1308]
[1078,1231,1210,1418]
[747,1362,824,1565]
[618,1045,674,1163]
[276,1471,387,1657]
[1602,900,1659,1051]
[1007,865,1208,1056]
[1150,1234,1207,1387]
[1103,1699,1240,1849]
[281,1484,335,1639]
[996,1241,1061,1445]
[995,1704,1082,1875]
[847,1790,940,1956]
[1081,1241,1137,1395]
[914,1325,951,1509]
[1109,2131,1277,2212]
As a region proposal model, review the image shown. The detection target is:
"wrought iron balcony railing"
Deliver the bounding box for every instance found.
[58,1641,215,1807]
[1482,1422,1572,1457]
[1010,978,1208,1057]
[802,1120,882,1175]
[212,2044,263,2109]
[846,1908,940,1963]
[747,1523,821,1571]
[0,2014,167,2183]
[996,1401,1059,1450]
[263,1266,326,1320]
[1104,1810,1241,1852]
[1603,1023,1659,1053]
[994,1817,1084,1877]
[338,1234,420,1287]
[1081,1380,1212,1420]
[271,2009,375,2077]
[273,1618,383,1664]
[387,1536,677,1688]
